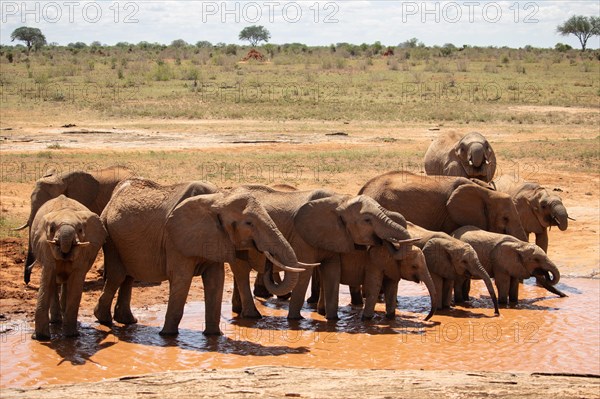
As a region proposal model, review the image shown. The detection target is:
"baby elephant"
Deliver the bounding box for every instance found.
[30,195,106,340]
[452,226,566,304]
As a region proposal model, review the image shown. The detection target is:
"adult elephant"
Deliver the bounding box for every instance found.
[30,195,106,340]
[15,166,134,284]
[494,175,571,252]
[452,226,566,304]
[340,243,435,321]
[359,172,527,241]
[406,222,499,315]
[229,185,417,321]
[95,178,305,336]
[424,131,496,182]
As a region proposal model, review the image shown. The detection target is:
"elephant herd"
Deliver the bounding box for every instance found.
[17,131,570,340]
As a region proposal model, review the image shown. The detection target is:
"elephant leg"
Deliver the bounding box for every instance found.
[160,262,195,336]
[62,272,86,337]
[50,285,62,324]
[494,271,511,305]
[306,268,320,304]
[232,279,242,314]
[362,267,384,320]
[230,260,261,319]
[432,274,444,310]
[202,262,224,336]
[461,278,471,301]
[33,266,55,340]
[253,272,273,299]
[349,285,364,306]
[320,258,341,321]
[535,231,549,253]
[508,276,520,303]
[114,276,138,324]
[382,278,398,319]
[317,275,326,316]
[94,239,126,326]
[287,270,311,320]
[442,279,454,309]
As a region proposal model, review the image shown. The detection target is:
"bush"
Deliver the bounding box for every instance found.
[152,60,173,81]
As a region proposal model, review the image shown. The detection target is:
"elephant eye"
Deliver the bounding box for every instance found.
[363,217,371,224]
[245,220,253,227]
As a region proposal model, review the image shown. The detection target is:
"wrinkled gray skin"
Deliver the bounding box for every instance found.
[406,222,499,315]
[359,172,527,241]
[495,175,570,252]
[31,195,106,340]
[96,179,302,336]
[17,166,133,284]
[340,243,435,321]
[424,131,497,182]
[229,185,416,321]
[452,226,566,304]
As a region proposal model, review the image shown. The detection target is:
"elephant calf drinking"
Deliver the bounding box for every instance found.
[30,195,106,340]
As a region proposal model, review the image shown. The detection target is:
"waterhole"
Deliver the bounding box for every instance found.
[1,278,598,388]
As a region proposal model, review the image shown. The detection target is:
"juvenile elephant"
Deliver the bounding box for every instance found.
[16,166,134,284]
[452,226,566,304]
[424,131,496,182]
[359,172,527,241]
[30,195,106,340]
[229,185,417,321]
[406,222,499,315]
[494,175,571,252]
[96,179,304,336]
[340,243,435,321]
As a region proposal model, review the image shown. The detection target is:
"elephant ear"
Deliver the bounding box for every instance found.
[166,195,235,263]
[492,240,527,277]
[64,172,100,210]
[422,238,454,278]
[447,184,488,229]
[295,196,354,253]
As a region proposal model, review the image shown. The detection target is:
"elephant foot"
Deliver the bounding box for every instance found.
[94,307,113,326]
[203,328,223,336]
[361,313,374,321]
[385,312,396,320]
[241,309,263,319]
[232,305,242,315]
[114,305,138,325]
[287,314,304,320]
[159,329,179,336]
[63,330,80,338]
[317,308,326,316]
[326,314,340,321]
[306,295,319,304]
[31,332,51,341]
[49,317,63,324]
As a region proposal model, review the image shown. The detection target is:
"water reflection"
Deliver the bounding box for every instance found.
[1,278,598,388]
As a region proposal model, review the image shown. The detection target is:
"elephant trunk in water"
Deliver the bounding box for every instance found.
[470,260,500,316]
[533,260,567,298]
[550,202,569,232]
[422,269,437,321]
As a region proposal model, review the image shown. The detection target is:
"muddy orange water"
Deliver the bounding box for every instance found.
[1,278,599,388]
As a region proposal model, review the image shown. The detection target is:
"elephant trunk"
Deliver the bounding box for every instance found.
[535,259,560,285]
[262,263,300,297]
[24,247,35,284]
[470,260,500,316]
[254,218,303,296]
[422,269,437,321]
[372,207,411,241]
[58,225,76,254]
[550,202,569,231]
[469,143,485,168]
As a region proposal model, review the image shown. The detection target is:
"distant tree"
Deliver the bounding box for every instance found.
[555,42,573,52]
[399,37,420,49]
[68,42,87,49]
[239,25,270,47]
[557,15,600,51]
[371,41,383,55]
[10,26,46,54]
[90,41,102,47]
[196,40,212,48]
[170,39,188,48]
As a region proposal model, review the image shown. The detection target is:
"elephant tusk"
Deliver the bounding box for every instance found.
[74,241,90,247]
[567,216,576,221]
[46,239,59,245]
[264,252,305,273]
[297,261,320,268]
[468,160,474,166]
[388,237,421,247]
[485,159,490,165]
[11,223,29,231]
[552,217,562,228]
